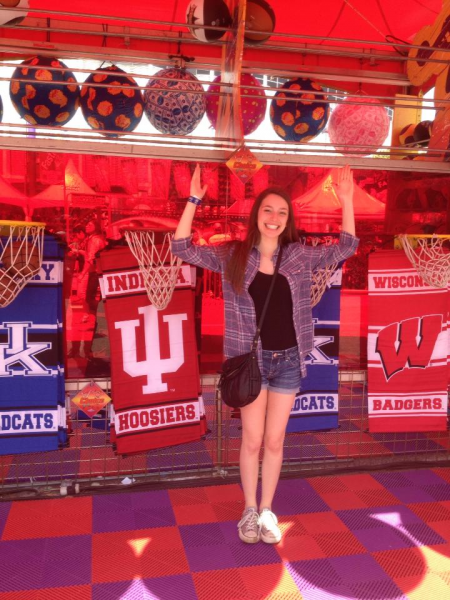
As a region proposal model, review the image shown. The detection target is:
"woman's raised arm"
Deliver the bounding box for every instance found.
[174,164,208,240]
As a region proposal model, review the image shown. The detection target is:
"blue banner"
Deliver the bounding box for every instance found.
[0,235,66,454]
[287,268,341,433]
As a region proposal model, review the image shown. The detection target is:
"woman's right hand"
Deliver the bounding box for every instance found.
[190,164,208,199]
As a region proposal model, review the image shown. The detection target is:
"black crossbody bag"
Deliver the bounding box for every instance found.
[219,248,283,409]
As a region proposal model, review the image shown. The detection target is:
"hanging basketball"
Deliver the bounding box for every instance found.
[206,73,266,136]
[0,0,29,26]
[10,56,80,127]
[144,67,206,135]
[328,96,390,156]
[186,0,232,42]
[80,65,144,137]
[399,123,417,147]
[413,120,433,147]
[270,78,329,142]
[245,0,276,43]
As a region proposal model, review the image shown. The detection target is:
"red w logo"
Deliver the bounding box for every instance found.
[376,315,442,381]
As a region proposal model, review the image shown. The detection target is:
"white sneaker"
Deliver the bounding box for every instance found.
[238,507,260,544]
[258,508,281,544]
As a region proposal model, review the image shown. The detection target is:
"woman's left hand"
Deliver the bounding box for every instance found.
[332,164,354,207]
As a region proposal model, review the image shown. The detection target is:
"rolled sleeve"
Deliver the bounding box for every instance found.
[299,232,359,271]
[171,236,223,273]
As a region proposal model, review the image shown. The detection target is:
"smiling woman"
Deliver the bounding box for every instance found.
[171,163,359,546]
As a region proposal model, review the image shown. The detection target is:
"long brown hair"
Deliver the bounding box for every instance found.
[225,187,299,293]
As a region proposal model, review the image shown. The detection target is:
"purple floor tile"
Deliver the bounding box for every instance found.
[376,439,444,454]
[273,479,330,515]
[348,579,407,600]
[219,520,240,544]
[184,541,237,572]
[385,486,437,503]
[0,535,91,591]
[179,523,226,547]
[329,554,391,583]
[401,522,447,546]
[93,504,176,533]
[337,506,422,531]
[7,449,81,482]
[372,472,415,489]
[0,502,11,537]
[423,484,450,501]
[229,540,281,567]
[93,575,198,600]
[401,469,448,486]
[284,435,335,460]
[352,526,416,552]
[286,558,342,590]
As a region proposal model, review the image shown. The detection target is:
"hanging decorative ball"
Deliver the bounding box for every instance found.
[270,78,329,142]
[144,67,206,135]
[328,96,390,156]
[413,120,433,147]
[186,0,232,42]
[245,0,276,44]
[399,123,417,147]
[0,0,29,26]
[206,73,266,136]
[9,56,80,127]
[80,65,144,137]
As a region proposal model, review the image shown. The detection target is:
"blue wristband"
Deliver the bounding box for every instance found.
[188,195,202,206]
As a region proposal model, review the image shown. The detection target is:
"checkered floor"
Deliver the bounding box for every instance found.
[1,468,450,599]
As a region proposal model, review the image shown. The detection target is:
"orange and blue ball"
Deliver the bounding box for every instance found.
[270,78,329,142]
[80,65,144,137]
[10,56,80,127]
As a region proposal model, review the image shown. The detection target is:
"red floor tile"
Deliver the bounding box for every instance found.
[313,530,367,557]
[239,564,302,599]
[0,586,91,600]
[296,511,350,534]
[92,527,188,583]
[319,490,369,510]
[276,532,327,562]
[2,497,92,540]
[173,502,218,525]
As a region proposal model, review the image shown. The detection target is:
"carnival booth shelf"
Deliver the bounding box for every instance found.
[270,78,329,142]
[80,65,144,137]
[10,56,80,127]
[144,67,206,136]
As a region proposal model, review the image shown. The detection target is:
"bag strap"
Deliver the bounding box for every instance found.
[251,246,283,351]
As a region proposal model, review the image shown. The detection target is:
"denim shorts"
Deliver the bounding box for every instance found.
[260,346,301,395]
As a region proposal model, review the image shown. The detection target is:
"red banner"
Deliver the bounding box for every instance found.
[368,250,448,432]
[100,247,205,454]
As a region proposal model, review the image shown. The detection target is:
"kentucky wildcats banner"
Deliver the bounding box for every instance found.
[287,268,342,433]
[368,250,448,432]
[0,235,66,455]
[100,246,206,455]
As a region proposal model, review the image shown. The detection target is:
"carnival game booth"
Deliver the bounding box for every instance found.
[0,1,449,499]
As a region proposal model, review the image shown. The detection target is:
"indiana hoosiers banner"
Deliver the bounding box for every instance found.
[287,268,342,432]
[368,250,448,432]
[100,246,205,455]
[0,235,66,455]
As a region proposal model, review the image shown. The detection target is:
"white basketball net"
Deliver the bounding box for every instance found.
[310,237,338,307]
[124,230,182,310]
[0,222,45,308]
[399,234,450,289]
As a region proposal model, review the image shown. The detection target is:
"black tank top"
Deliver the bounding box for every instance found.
[248,271,297,351]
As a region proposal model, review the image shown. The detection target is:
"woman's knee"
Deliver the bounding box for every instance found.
[241,434,264,455]
[263,434,285,455]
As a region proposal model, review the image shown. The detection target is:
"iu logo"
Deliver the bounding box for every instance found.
[115,305,188,394]
[0,322,51,377]
[376,314,442,380]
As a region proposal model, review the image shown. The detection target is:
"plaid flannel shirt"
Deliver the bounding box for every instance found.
[171,232,359,378]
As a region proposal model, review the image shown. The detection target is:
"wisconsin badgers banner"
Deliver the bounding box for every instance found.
[368,250,448,432]
[287,268,342,433]
[100,246,206,455]
[0,236,66,455]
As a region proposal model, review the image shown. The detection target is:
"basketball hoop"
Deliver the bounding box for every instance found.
[123,229,182,310]
[0,220,45,308]
[398,234,450,289]
[309,237,338,307]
